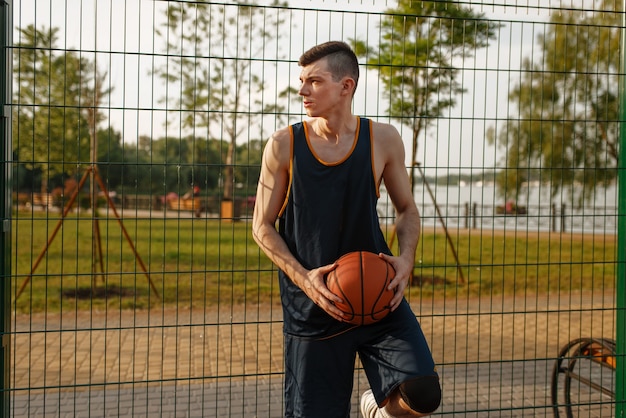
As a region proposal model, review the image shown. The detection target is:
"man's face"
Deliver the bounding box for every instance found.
[298,58,345,117]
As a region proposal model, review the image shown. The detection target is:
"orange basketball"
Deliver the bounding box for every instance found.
[326,251,395,325]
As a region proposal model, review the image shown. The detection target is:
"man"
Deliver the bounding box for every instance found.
[252,41,441,418]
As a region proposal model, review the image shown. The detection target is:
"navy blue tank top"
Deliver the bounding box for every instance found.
[278,117,392,337]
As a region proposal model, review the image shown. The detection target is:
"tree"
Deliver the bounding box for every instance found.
[488,0,621,203]
[120,135,223,196]
[153,1,287,217]
[96,127,126,191]
[235,139,264,194]
[149,135,222,195]
[351,1,498,193]
[13,25,109,195]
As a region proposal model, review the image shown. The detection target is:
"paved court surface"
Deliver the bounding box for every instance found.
[9,291,616,417]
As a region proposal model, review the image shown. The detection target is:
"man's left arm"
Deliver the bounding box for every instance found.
[376,125,420,311]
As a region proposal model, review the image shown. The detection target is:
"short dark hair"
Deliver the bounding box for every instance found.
[299,41,359,88]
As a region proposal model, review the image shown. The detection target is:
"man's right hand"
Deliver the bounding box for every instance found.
[298,263,347,322]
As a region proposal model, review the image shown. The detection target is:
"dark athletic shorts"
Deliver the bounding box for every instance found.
[283,300,438,418]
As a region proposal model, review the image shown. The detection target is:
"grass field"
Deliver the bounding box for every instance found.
[11,212,616,314]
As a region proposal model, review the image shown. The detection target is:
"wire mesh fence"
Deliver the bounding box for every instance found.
[3,0,623,416]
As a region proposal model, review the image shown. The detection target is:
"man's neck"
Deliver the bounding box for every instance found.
[308,114,357,143]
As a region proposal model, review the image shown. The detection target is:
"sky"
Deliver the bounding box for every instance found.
[11,0,567,175]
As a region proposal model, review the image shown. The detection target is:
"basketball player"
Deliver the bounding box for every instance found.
[252,41,441,417]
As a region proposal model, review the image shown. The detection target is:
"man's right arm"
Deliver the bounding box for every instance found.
[252,128,345,320]
[252,128,305,281]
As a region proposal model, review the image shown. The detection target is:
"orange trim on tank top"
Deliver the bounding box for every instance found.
[368,119,381,198]
[277,126,295,218]
[302,117,360,166]
[278,118,379,216]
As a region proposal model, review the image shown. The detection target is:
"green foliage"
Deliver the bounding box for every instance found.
[235,139,265,192]
[490,2,621,203]
[13,25,93,191]
[112,135,259,196]
[153,0,288,201]
[14,131,264,196]
[351,1,499,189]
[13,24,113,196]
[13,13,272,198]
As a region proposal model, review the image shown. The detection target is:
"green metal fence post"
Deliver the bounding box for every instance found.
[0,1,11,417]
[617,3,626,416]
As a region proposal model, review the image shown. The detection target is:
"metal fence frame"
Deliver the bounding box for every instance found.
[616,6,626,416]
[1,0,12,417]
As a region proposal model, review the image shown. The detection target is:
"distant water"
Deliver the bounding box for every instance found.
[411,183,618,207]
[378,183,619,234]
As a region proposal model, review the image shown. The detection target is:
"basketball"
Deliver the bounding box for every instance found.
[325,251,395,325]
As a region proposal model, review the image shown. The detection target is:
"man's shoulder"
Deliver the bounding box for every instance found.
[270,125,294,143]
[368,120,401,145]
[264,126,294,167]
[368,119,398,134]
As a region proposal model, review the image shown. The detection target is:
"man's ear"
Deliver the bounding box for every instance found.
[342,77,356,95]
